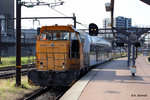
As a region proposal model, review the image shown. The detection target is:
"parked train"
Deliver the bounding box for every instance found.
[28,25,112,87]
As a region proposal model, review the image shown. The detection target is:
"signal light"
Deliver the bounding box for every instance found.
[89,23,98,36]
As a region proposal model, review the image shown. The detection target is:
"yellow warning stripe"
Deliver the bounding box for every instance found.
[16,66,22,68]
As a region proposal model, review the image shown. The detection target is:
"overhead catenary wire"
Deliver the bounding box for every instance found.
[28,0,89,28]
[76,21,88,28]
[51,7,68,17]
[38,0,68,17]
[41,0,88,28]
[30,0,34,5]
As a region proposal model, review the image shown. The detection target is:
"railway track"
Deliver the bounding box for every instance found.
[0,65,35,79]
[23,87,68,100]
[0,64,34,71]
[21,62,109,100]
[24,87,49,100]
[0,70,28,79]
[21,60,111,100]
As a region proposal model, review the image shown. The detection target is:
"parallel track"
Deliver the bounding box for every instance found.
[0,65,35,79]
[0,70,28,79]
[0,64,34,71]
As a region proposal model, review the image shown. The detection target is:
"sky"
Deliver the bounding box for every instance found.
[18,0,150,29]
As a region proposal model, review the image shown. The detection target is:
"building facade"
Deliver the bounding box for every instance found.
[103,16,132,29]
[0,0,14,34]
[115,16,132,29]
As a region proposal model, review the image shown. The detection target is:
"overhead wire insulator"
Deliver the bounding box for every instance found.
[25,4,34,8]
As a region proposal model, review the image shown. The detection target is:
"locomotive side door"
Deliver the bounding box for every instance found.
[70,32,84,69]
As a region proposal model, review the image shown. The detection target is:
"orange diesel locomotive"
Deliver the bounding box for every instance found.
[28,25,112,86]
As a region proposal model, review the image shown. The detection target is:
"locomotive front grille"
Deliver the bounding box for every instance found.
[28,52,80,71]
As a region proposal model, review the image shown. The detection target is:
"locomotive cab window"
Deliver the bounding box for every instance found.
[40,33,48,40]
[39,30,69,41]
[71,32,78,40]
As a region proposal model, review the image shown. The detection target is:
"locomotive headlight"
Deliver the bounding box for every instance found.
[40,62,43,69]
[40,66,43,69]
[62,62,66,69]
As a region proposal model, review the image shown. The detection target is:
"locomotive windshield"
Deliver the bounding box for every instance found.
[64,32,78,40]
[40,30,69,41]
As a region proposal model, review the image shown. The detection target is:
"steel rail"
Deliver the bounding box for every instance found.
[0,64,34,71]
[24,87,49,100]
[0,70,28,79]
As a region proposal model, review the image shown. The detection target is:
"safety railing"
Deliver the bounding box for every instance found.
[27,52,36,66]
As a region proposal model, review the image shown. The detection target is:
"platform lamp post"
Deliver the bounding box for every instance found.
[105,0,116,57]
[105,0,115,38]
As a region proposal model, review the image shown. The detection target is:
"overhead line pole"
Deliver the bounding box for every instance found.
[16,0,22,86]
[0,19,2,64]
[73,13,76,28]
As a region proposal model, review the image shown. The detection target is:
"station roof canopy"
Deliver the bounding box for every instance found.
[140,0,150,5]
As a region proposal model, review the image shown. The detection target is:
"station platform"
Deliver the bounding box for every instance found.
[60,56,150,100]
